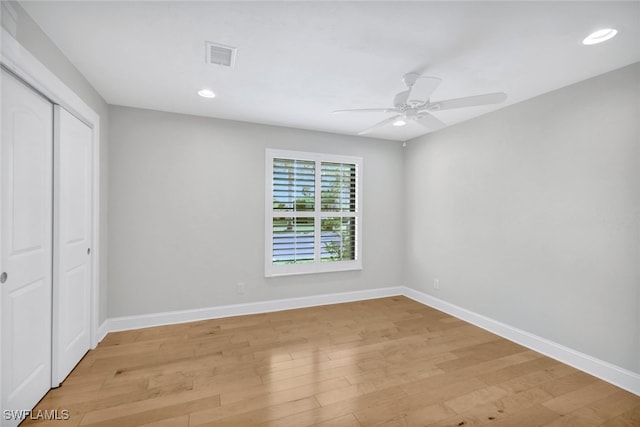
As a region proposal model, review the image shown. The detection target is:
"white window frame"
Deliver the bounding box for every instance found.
[265,149,362,277]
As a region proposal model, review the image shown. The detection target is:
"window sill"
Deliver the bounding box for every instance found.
[265,261,362,278]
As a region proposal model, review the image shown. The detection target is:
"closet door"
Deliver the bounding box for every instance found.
[1,69,53,425]
[52,106,93,385]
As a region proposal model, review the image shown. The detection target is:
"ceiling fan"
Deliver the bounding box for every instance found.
[334,73,507,135]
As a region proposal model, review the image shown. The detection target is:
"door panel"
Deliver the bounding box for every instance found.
[8,279,49,392]
[10,110,48,252]
[1,69,53,426]
[52,106,92,385]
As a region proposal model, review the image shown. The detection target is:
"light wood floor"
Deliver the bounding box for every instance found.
[23,297,640,426]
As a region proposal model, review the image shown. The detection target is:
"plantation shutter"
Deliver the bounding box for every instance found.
[320,162,357,262]
[266,150,362,277]
[272,159,315,264]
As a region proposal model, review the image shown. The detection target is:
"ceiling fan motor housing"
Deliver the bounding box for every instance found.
[402,72,421,87]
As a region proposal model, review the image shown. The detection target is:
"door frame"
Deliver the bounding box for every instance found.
[0,27,101,393]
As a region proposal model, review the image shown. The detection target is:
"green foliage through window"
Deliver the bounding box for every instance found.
[321,217,356,261]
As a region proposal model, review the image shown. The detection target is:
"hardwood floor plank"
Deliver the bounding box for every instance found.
[262,386,410,427]
[570,389,640,423]
[444,385,510,413]
[542,379,621,415]
[79,388,221,426]
[191,397,319,427]
[428,403,560,427]
[353,400,455,426]
[311,413,362,427]
[220,377,350,406]
[495,363,578,394]
[599,403,640,426]
[138,415,189,427]
[539,371,602,398]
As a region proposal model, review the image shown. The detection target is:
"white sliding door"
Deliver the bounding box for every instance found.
[1,69,53,426]
[52,106,93,386]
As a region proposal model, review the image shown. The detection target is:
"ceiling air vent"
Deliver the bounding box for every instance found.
[205,41,237,68]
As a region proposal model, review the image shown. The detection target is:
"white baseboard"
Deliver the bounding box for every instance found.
[96,321,110,345]
[94,285,639,397]
[99,286,403,337]
[402,287,640,397]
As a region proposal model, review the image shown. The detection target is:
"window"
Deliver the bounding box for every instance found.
[265,149,362,277]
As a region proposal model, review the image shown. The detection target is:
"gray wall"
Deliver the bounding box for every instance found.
[108,106,404,317]
[2,1,110,323]
[405,62,640,373]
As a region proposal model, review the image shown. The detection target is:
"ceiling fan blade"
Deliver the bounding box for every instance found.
[430,92,507,111]
[333,108,399,114]
[407,77,442,105]
[416,112,446,130]
[357,115,403,136]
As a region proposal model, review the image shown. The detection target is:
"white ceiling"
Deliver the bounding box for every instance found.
[20,1,640,141]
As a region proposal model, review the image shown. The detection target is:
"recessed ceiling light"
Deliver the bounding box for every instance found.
[393,119,407,127]
[583,28,618,45]
[198,88,216,98]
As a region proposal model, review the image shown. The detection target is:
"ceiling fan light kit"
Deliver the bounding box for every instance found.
[335,73,507,136]
[582,28,618,45]
[197,88,216,98]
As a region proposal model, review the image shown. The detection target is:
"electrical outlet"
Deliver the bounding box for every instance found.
[236,282,246,295]
[433,278,440,290]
